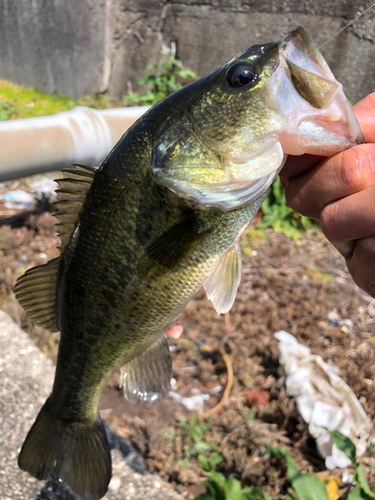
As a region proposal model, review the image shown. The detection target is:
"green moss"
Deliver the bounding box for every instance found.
[242,227,268,255]
[0,79,113,120]
[306,265,332,283]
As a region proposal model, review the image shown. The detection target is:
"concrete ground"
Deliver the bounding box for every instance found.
[0,310,183,500]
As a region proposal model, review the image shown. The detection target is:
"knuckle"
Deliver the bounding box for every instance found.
[320,201,341,236]
[284,187,306,216]
[338,148,370,192]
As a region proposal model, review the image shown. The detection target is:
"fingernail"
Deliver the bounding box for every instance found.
[357,235,375,252]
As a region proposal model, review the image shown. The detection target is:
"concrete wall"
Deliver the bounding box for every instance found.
[0,0,374,103]
[0,0,113,97]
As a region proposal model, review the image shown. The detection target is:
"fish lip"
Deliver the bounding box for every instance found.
[282,26,322,59]
[280,25,332,78]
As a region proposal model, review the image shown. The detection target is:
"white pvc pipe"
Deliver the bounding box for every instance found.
[0,106,150,181]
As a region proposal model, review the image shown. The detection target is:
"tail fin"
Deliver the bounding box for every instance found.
[18,397,111,500]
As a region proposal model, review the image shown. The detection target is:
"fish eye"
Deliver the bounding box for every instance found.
[226,62,257,88]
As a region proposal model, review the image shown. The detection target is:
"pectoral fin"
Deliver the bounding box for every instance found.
[139,214,206,277]
[120,336,172,404]
[204,242,242,314]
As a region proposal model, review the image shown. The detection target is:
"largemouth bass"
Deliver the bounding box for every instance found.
[16,27,363,499]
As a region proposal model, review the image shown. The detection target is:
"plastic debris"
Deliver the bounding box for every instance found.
[327,311,340,327]
[30,177,58,200]
[166,325,183,339]
[1,190,34,209]
[168,391,209,411]
[275,330,373,469]
[327,311,354,333]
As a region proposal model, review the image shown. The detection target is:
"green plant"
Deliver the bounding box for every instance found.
[176,414,223,469]
[195,471,273,500]
[122,49,197,106]
[326,430,375,500]
[163,426,176,446]
[0,100,17,120]
[265,442,329,500]
[266,433,375,500]
[258,177,316,239]
[247,410,256,422]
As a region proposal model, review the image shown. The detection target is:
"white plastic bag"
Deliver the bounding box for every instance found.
[275,331,372,468]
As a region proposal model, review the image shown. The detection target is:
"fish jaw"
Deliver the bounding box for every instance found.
[266,26,365,155]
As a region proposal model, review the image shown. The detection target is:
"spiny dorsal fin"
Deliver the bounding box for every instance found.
[14,164,96,332]
[204,242,242,314]
[54,164,96,255]
[120,335,172,404]
[14,257,61,331]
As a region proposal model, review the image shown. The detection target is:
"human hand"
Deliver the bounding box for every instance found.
[280,93,375,297]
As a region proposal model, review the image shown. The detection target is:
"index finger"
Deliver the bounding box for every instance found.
[353,92,375,143]
[280,93,375,185]
[280,154,323,186]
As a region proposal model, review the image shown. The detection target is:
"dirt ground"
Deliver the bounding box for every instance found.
[0,175,374,499]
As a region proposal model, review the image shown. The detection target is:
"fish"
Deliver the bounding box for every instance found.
[15,26,363,500]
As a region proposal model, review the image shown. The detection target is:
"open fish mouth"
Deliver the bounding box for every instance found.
[276,26,365,154]
[150,26,364,211]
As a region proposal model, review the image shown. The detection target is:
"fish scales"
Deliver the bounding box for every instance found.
[15,27,364,500]
[53,160,253,420]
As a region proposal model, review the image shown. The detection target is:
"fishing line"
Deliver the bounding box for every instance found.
[319,2,375,49]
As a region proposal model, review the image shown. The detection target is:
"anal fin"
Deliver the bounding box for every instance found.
[204,242,242,314]
[120,336,172,404]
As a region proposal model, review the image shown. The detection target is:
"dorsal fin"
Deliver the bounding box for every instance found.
[54,164,96,254]
[14,164,96,332]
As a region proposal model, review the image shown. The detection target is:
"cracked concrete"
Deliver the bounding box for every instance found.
[0,310,183,500]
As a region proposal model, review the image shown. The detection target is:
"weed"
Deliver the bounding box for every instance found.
[0,101,17,120]
[195,471,273,500]
[265,442,329,500]
[258,177,317,240]
[122,50,197,106]
[266,432,375,500]
[326,429,375,500]
[246,411,256,422]
[176,414,223,470]
[163,427,176,446]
